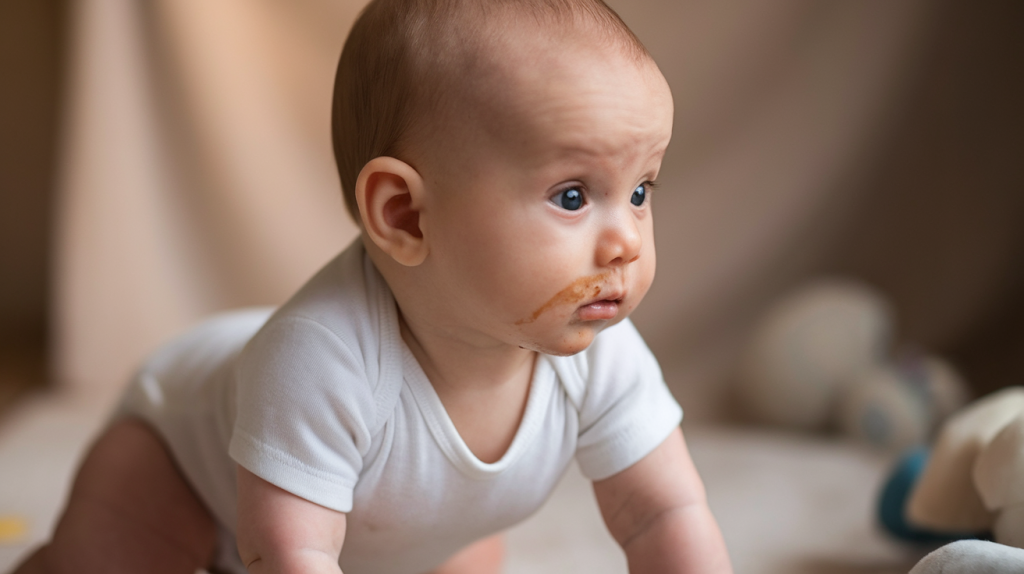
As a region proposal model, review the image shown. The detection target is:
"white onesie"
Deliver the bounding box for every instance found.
[118,240,682,574]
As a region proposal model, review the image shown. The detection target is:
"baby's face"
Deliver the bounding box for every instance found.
[414,38,673,356]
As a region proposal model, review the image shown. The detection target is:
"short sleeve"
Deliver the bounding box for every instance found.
[573,320,683,481]
[229,316,375,513]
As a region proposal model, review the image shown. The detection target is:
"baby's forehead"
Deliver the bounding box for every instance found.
[416,45,670,175]
[398,2,669,167]
[470,33,661,117]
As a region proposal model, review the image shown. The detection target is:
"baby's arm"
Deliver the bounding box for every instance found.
[236,466,348,574]
[593,428,733,574]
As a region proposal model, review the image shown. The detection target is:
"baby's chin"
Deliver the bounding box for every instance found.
[519,323,605,357]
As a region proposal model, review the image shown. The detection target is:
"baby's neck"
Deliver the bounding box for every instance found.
[398,311,535,392]
[398,313,535,463]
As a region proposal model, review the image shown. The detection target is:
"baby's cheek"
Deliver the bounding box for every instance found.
[632,259,657,305]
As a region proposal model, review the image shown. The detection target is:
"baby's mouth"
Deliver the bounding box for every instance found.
[515,272,625,325]
[576,297,622,321]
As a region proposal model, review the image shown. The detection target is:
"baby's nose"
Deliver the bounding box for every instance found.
[596,213,642,267]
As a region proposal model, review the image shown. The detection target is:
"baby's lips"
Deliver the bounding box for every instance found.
[587,287,626,306]
[577,298,621,321]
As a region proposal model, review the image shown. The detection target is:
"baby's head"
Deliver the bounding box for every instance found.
[332,0,674,356]
[332,0,653,218]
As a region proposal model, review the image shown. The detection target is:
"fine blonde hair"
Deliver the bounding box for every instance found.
[331,0,650,222]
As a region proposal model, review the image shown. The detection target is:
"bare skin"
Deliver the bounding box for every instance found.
[594,428,732,574]
[515,272,611,325]
[13,420,502,574]
[11,419,217,574]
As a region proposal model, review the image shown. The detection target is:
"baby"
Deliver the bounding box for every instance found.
[14,0,732,573]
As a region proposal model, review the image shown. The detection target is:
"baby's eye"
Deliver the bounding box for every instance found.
[631,183,648,207]
[553,187,584,211]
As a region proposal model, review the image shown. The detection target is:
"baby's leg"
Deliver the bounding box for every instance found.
[11,418,217,574]
[428,534,504,574]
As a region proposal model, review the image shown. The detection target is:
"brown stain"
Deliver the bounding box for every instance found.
[515,272,608,325]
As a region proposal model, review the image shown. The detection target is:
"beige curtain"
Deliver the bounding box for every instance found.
[56,0,971,418]
[55,0,363,394]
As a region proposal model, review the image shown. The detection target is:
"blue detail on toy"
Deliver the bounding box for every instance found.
[877,447,989,543]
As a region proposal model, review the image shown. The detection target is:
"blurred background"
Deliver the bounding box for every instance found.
[1,0,1022,572]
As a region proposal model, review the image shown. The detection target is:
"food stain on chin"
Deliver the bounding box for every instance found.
[515,272,608,325]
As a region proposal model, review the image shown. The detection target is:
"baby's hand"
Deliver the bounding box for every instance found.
[593,428,733,574]
[236,466,347,574]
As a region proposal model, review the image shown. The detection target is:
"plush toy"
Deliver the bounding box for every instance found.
[736,280,894,430]
[736,279,969,450]
[877,447,979,543]
[838,354,969,451]
[974,412,1024,548]
[906,387,1024,540]
[909,540,1024,574]
[875,388,1024,571]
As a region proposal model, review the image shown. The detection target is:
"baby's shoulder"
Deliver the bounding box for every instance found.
[257,241,396,359]
[235,240,404,429]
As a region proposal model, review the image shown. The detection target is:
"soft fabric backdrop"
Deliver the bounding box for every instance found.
[54,0,1024,418]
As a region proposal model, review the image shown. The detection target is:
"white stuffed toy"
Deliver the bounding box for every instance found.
[838,354,969,451]
[909,540,1024,574]
[902,388,1024,573]
[907,387,1024,544]
[736,279,969,451]
[736,280,894,429]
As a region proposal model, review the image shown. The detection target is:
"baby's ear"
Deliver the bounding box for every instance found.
[355,157,428,266]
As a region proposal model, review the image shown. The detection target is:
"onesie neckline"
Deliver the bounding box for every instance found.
[400,343,554,480]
